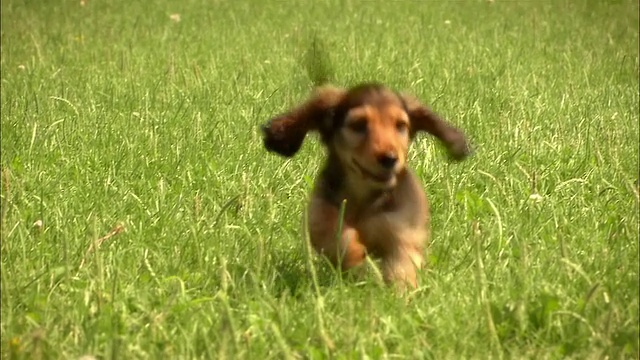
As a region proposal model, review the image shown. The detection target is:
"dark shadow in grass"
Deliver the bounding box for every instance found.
[488,289,638,358]
[270,254,309,297]
[270,249,373,298]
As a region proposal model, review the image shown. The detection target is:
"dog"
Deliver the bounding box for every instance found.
[261,82,471,289]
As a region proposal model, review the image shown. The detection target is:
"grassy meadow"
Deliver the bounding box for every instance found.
[1,0,638,358]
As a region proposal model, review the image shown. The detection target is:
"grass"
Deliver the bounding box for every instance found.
[1,0,638,358]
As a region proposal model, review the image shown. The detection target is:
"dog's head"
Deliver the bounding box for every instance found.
[262,82,471,190]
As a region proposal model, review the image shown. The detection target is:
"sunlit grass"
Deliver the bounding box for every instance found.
[1,0,638,358]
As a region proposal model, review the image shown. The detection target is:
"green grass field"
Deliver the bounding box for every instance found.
[1,0,638,358]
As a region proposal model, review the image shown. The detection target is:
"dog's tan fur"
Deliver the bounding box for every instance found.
[262,82,470,288]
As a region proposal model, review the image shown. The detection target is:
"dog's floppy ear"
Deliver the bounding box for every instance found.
[262,85,345,157]
[401,94,472,161]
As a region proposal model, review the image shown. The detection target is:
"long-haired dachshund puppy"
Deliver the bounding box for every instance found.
[261,82,471,288]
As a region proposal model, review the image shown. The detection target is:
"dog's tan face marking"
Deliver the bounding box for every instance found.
[335,98,411,191]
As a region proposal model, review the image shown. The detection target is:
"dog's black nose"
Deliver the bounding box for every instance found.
[377,153,398,169]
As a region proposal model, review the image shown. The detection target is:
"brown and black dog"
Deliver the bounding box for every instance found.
[262,82,471,288]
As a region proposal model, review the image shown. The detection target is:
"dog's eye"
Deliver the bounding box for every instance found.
[396,121,409,135]
[347,120,368,134]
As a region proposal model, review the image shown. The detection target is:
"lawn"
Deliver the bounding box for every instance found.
[1,0,638,358]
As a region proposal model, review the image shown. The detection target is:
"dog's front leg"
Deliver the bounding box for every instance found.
[307,196,367,271]
[380,245,424,289]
